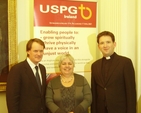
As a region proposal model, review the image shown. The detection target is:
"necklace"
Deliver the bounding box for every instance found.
[60,75,74,83]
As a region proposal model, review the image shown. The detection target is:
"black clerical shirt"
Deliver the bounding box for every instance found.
[102,53,115,83]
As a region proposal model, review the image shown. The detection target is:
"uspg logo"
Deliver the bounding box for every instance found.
[40,4,92,20]
[78,4,92,20]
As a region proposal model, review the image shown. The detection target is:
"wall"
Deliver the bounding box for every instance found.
[0,92,8,113]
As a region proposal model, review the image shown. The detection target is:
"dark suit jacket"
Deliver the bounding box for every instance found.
[91,53,136,113]
[6,60,47,113]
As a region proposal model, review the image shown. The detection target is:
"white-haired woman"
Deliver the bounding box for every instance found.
[45,54,92,113]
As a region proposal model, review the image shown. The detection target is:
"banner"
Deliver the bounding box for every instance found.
[34,0,97,74]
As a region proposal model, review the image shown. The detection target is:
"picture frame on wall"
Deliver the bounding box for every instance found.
[0,0,17,92]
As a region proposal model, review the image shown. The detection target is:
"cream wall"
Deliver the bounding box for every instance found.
[0,92,8,113]
[0,0,141,113]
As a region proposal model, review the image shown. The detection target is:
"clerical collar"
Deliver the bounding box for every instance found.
[106,56,111,60]
[104,52,115,60]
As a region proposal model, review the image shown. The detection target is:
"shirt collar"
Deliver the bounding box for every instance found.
[27,57,39,69]
[103,52,115,60]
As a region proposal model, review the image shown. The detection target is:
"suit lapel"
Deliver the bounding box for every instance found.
[105,54,120,85]
[39,64,46,94]
[97,59,105,87]
[24,60,41,93]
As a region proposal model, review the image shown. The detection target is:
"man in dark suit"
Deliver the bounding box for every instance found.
[91,31,136,113]
[6,38,47,113]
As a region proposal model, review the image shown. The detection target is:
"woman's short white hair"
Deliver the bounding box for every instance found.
[58,54,75,67]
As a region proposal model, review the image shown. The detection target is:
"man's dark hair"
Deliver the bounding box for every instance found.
[97,31,115,43]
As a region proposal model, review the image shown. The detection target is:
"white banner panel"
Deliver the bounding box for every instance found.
[34,0,97,75]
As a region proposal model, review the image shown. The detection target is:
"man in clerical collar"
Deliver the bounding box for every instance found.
[91,31,136,113]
